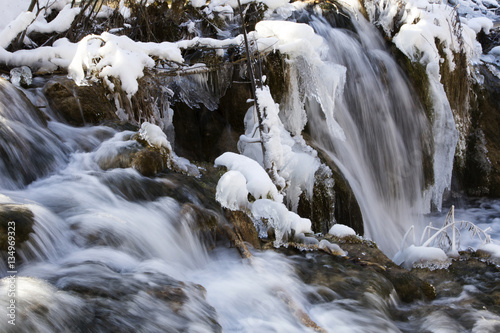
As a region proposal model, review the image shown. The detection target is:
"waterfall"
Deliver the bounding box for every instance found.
[284,14,432,256]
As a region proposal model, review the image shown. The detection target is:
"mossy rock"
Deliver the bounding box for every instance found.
[224,209,261,250]
[325,234,437,302]
[44,77,117,126]
[131,148,170,177]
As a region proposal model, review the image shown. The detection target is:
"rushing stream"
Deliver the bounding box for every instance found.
[1,5,500,333]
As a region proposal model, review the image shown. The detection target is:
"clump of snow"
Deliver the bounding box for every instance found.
[254,20,325,61]
[27,4,80,34]
[138,121,172,151]
[490,46,500,57]
[0,0,37,31]
[69,33,183,97]
[214,151,313,247]
[0,11,36,49]
[478,243,500,259]
[119,0,131,20]
[215,152,281,202]
[328,224,356,238]
[96,5,116,19]
[393,245,451,270]
[216,170,249,211]
[199,0,292,18]
[466,16,494,34]
[261,0,291,11]
[190,0,207,8]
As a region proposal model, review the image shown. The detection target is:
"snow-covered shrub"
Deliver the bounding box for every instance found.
[214,152,312,247]
[394,206,494,269]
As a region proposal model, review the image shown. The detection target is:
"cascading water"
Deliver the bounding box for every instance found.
[291,14,432,256]
[0,75,406,332]
[1,3,499,333]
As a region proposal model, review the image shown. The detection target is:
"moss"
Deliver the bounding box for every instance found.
[263,51,287,104]
[131,148,169,177]
[43,77,117,126]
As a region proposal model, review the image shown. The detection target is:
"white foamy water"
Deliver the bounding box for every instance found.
[0,106,403,331]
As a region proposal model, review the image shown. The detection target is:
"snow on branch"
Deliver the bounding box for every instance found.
[394,205,497,270]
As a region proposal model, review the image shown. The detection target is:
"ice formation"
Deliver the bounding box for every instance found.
[214,152,313,247]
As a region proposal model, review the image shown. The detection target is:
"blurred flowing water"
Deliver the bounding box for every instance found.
[302,15,430,257]
[0,76,406,332]
[0,11,499,333]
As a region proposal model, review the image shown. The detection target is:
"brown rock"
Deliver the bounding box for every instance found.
[224,210,261,250]
[44,77,117,126]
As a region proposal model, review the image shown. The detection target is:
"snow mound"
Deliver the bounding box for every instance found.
[328,224,356,238]
[466,16,494,34]
[28,5,81,34]
[478,243,500,259]
[393,245,451,270]
[139,122,172,151]
[254,20,324,61]
[216,170,249,211]
[319,239,346,256]
[214,152,281,202]
[69,33,183,97]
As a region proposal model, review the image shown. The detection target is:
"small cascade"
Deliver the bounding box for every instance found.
[0,79,69,189]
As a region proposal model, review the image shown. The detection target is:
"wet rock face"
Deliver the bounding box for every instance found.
[277,234,436,304]
[44,77,117,126]
[224,209,262,250]
[297,166,337,235]
[171,68,250,163]
[300,139,364,236]
[172,102,238,162]
[0,204,35,250]
[469,66,500,197]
